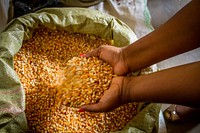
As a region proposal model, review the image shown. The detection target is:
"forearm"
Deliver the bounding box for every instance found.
[125,61,200,108]
[122,0,200,72]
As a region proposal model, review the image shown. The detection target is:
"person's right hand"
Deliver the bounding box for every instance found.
[79,76,132,112]
[84,45,128,75]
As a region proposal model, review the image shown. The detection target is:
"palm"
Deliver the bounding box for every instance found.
[80,76,125,112]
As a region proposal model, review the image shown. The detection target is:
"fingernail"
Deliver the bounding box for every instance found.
[80,54,85,57]
[78,108,85,112]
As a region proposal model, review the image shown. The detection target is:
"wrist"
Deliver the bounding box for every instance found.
[121,46,131,74]
[121,76,142,103]
[121,76,133,103]
[122,45,141,73]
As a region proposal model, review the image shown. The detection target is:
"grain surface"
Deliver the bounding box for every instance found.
[14,27,139,132]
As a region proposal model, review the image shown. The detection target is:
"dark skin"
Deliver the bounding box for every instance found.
[79,0,200,112]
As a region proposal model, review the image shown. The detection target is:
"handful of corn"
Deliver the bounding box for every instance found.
[56,56,113,108]
[14,27,138,132]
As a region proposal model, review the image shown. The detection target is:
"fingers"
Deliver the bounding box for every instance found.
[83,47,100,58]
[79,102,110,112]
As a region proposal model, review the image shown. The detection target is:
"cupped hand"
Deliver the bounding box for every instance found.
[79,76,131,112]
[84,45,128,75]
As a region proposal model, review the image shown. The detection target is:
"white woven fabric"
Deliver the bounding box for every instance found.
[89,0,153,39]
[0,0,10,32]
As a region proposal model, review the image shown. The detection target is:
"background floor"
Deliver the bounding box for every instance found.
[148,0,200,133]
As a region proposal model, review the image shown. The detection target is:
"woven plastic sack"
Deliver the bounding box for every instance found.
[0,8,161,132]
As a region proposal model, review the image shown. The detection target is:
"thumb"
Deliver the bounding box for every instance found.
[78,102,109,113]
[84,47,100,58]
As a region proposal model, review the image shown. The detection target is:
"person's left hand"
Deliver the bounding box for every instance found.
[79,76,131,112]
[83,45,129,75]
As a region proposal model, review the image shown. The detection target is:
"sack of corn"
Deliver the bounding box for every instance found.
[0,8,161,132]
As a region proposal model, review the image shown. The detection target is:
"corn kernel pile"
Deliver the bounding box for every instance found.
[56,56,113,108]
[14,27,139,132]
